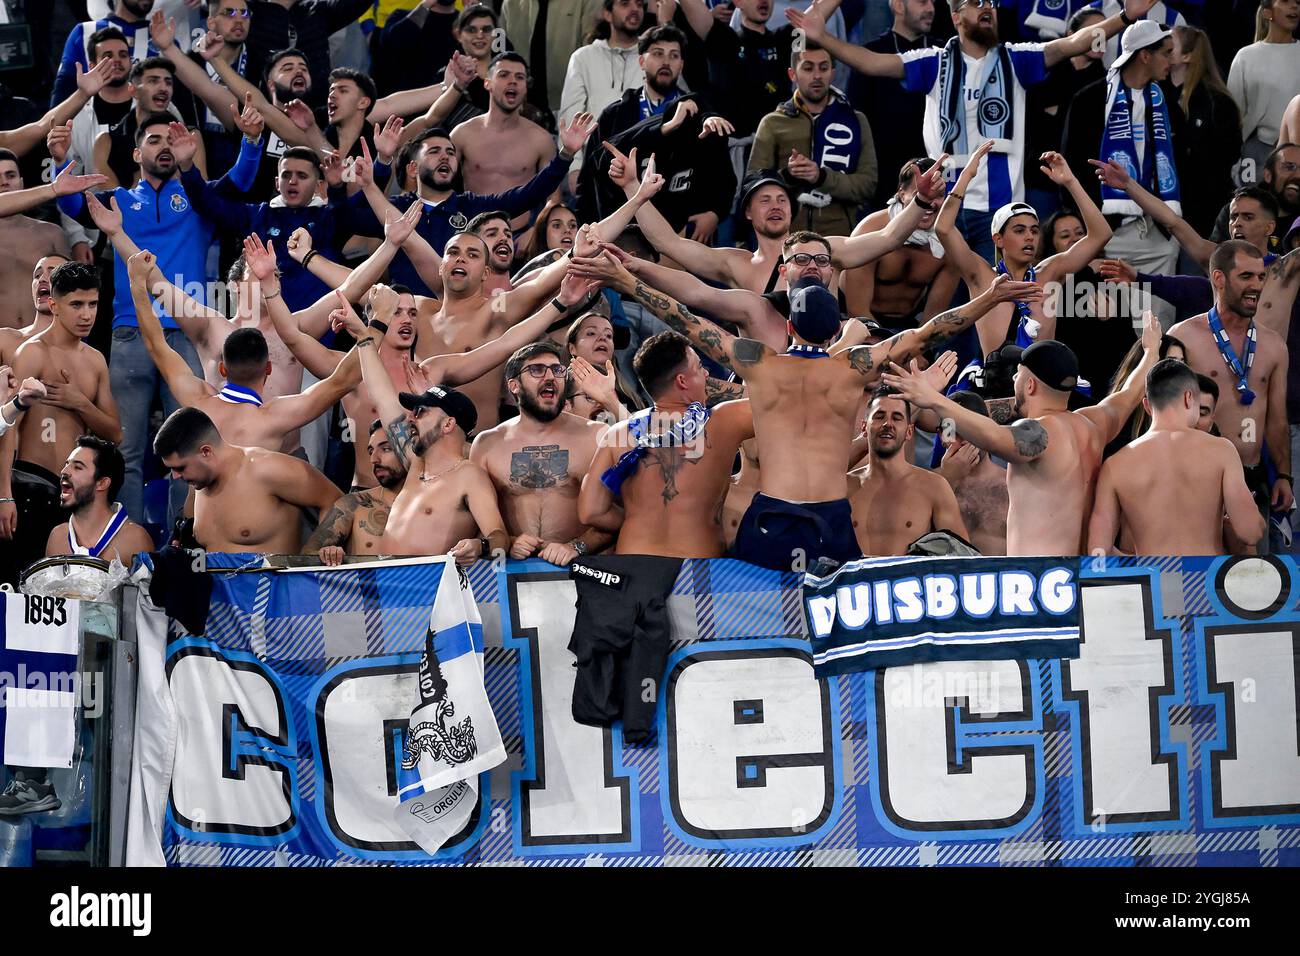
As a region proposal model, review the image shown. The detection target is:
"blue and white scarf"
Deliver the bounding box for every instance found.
[601,402,711,495]
[217,382,263,406]
[1025,0,1077,39]
[787,344,829,358]
[1099,75,1181,218]
[995,260,1041,346]
[639,86,681,122]
[810,93,862,181]
[936,36,1015,162]
[1207,306,1256,405]
[68,503,128,558]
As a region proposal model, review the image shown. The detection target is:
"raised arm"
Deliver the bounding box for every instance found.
[881,357,1051,464]
[265,348,362,431]
[1042,0,1149,68]
[936,142,997,287]
[2,166,106,218]
[830,156,947,269]
[1256,248,1300,338]
[0,60,113,157]
[1089,157,1212,269]
[126,250,212,407]
[1036,152,1112,276]
[1078,311,1160,441]
[785,4,904,78]
[152,14,239,131]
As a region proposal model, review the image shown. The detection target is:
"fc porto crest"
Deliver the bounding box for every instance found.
[169,192,188,213]
[448,212,468,230]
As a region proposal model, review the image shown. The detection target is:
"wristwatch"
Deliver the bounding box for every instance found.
[478,537,491,557]
[569,538,589,556]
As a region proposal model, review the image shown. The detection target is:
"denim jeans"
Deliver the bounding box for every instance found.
[954,205,996,265]
[110,325,203,527]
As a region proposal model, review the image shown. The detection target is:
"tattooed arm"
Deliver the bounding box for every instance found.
[1256,247,1300,338]
[705,377,745,407]
[304,493,361,563]
[353,289,415,465]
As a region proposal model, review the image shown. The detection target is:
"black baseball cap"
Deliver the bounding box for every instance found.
[398,384,478,435]
[1000,340,1079,392]
[738,169,792,214]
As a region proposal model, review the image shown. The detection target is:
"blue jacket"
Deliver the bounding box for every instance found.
[180,164,346,311]
[332,152,571,296]
[58,137,262,329]
[51,16,159,108]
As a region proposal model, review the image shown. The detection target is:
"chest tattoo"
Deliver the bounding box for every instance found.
[509,445,570,489]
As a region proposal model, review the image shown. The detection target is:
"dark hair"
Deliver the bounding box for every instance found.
[389,283,414,298]
[488,51,528,75]
[869,385,913,423]
[134,112,175,146]
[783,230,833,256]
[791,39,830,70]
[0,147,18,169]
[1160,333,1187,360]
[50,262,98,296]
[456,3,497,31]
[949,390,990,418]
[265,48,308,79]
[518,199,576,264]
[1067,6,1106,31]
[279,145,323,174]
[465,209,512,235]
[1039,207,1084,261]
[1265,141,1299,180]
[328,67,377,106]
[154,406,221,458]
[130,56,174,84]
[1232,185,1280,223]
[638,23,685,54]
[75,435,125,503]
[87,26,127,61]
[505,341,565,381]
[633,331,691,398]
[897,155,935,190]
[1146,357,1199,410]
[369,418,385,436]
[227,255,249,284]
[403,126,454,173]
[446,230,489,256]
[1196,372,1219,404]
[221,327,270,383]
[1210,238,1265,277]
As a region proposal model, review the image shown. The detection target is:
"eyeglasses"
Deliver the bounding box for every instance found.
[785,253,831,267]
[460,24,494,35]
[520,363,568,379]
[219,7,252,18]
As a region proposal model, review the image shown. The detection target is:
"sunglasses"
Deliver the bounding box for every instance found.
[459,24,495,35]
[785,253,831,267]
[219,7,252,18]
[959,0,996,9]
[520,363,568,379]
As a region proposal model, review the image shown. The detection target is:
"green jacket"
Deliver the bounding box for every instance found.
[748,93,877,237]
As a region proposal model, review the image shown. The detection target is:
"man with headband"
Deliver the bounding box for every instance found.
[570,247,1039,572]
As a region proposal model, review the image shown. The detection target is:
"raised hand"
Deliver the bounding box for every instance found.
[353,137,377,189]
[241,233,278,282]
[939,440,981,483]
[560,111,595,157]
[384,200,423,247]
[75,57,113,97]
[880,358,944,410]
[785,4,827,41]
[233,92,265,141]
[446,51,477,90]
[572,221,604,258]
[1123,0,1157,19]
[46,121,72,164]
[328,289,367,338]
[570,355,617,407]
[661,98,698,136]
[52,165,107,196]
[700,115,735,139]
[1139,309,1160,354]
[127,249,155,283]
[1088,157,1132,191]
[917,151,950,206]
[558,270,602,304]
[786,148,820,183]
[197,29,225,62]
[1039,151,1075,185]
[984,273,1044,304]
[633,152,665,202]
[321,149,346,189]
[367,283,399,321]
[149,10,176,49]
[167,121,198,168]
[685,211,719,245]
[603,141,638,190]
[919,350,960,394]
[285,226,313,263]
[372,115,404,162]
[284,99,316,133]
[568,250,632,289]
[84,191,123,236]
[954,140,996,191]
[1097,258,1137,283]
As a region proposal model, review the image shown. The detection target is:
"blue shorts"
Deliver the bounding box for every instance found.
[731,493,863,573]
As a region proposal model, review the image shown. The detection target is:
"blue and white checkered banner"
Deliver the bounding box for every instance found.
[127,554,1300,866]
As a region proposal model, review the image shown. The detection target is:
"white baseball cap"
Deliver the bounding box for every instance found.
[990,201,1038,237]
[1111,20,1170,73]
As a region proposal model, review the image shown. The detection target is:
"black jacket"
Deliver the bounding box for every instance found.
[1061,76,1190,226]
[245,0,372,109]
[575,90,736,234]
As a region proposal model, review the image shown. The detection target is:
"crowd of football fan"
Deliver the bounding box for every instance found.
[0,0,1297,580]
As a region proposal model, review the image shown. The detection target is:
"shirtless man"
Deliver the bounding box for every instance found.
[466,210,519,297]
[471,341,609,565]
[883,316,1162,556]
[304,419,407,565]
[1089,359,1265,556]
[938,142,1113,357]
[352,285,508,560]
[842,157,960,328]
[849,389,968,556]
[936,391,1010,556]
[0,152,72,330]
[604,148,952,351]
[722,439,762,549]
[1167,240,1293,531]
[153,406,342,555]
[580,331,755,558]
[45,436,155,565]
[0,263,122,580]
[0,255,69,365]
[451,53,558,227]
[573,246,1038,569]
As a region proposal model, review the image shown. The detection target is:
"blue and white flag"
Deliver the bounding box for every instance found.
[804,556,1080,676]
[392,560,505,854]
[0,593,81,768]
